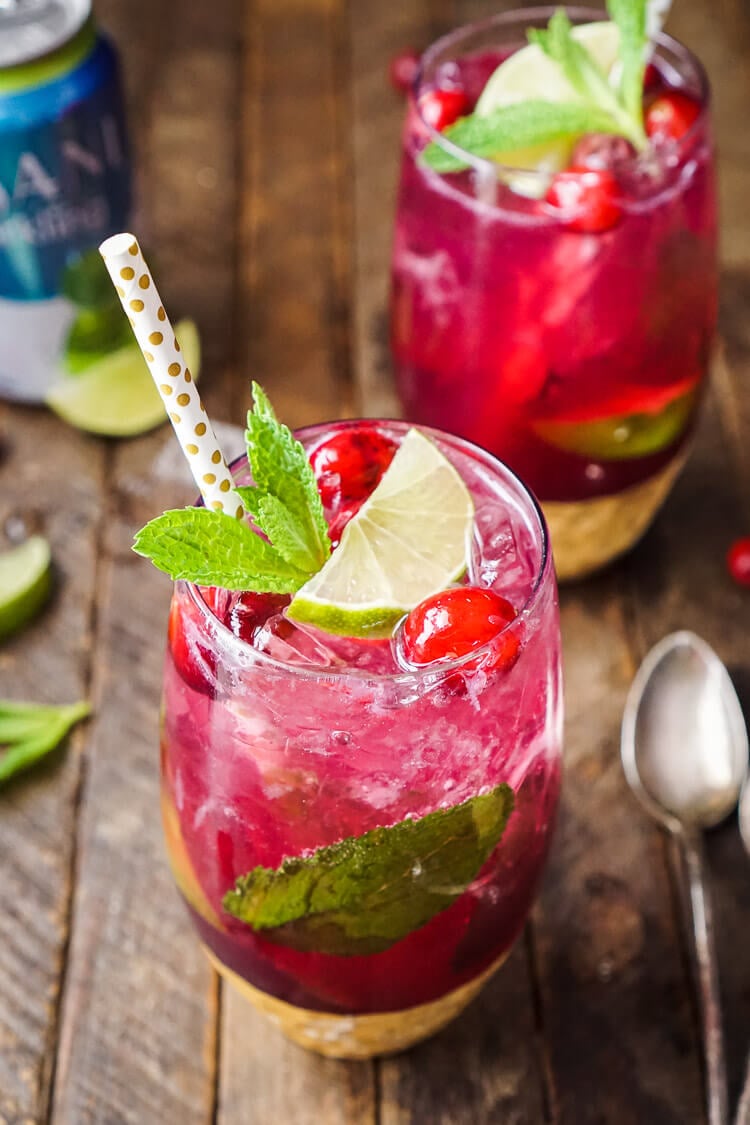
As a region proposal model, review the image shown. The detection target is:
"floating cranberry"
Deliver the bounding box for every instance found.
[571,133,636,171]
[727,538,750,589]
[645,92,700,142]
[229,592,291,643]
[168,589,221,697]
[310,426,397,510]
[389,48,420,96]
[417,86,469,132]
[402,586,520,671]
[546,167,621,233]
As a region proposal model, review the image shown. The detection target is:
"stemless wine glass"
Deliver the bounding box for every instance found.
[391,8,717,579]
[159,421,562,1058]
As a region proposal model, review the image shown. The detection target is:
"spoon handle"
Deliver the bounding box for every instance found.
[684,834,728,1125]
[735,1051,750,1125]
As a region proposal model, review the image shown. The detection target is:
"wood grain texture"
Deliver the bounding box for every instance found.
[236,0,353,429]
[49,1,240,1120]
[380,941,548,1125]
[536,584,704,1124]
[0,412,103,1124]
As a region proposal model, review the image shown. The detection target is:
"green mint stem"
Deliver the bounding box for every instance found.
[0,701,91,785]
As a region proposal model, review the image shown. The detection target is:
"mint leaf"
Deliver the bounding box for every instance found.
[223,783,514,957]
[528,9,641,144]
[422,100,626,172]
[0,700,90,785]
[607,0,648,127]
[244,383,330,571]
[133,508,309,592]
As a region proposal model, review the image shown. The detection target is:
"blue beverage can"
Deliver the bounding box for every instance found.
[0,0,133,401]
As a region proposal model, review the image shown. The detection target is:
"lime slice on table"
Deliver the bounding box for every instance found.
[532,387,698,461]
[0,536,52,641]
[473,22,621,194]
[288,428,474,639]
[47,319,200,438]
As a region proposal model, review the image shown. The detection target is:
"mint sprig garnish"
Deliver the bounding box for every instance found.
[422,101,629,174]
[133,383,331,591]
[223,783,514,957]
[0,699,90,785]
[422,1,648,173]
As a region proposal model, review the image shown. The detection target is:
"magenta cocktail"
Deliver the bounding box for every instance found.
[391,8,717,578]
[159,421,561,1057]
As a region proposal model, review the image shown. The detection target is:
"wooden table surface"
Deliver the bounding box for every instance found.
[2,1,749,1122]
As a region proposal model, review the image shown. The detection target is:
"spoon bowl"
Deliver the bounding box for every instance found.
[622,631,748,834]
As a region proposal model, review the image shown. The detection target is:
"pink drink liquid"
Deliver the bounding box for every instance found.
[391,37,717,502]
[160,423,562,1015]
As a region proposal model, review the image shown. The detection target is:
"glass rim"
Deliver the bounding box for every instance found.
[414,4,711,181]
[185,420,553,685]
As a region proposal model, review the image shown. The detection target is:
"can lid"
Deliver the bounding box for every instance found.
[0,0,91,70]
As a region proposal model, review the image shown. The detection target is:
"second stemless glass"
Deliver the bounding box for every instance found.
[391,8,717,579]
[159,422,562,1059]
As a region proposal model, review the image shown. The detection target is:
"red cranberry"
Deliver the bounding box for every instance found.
[402,586,520,671]
[645,92,700,142]
[546,167,621,233]
[168,589,221,697]
[417,86,469,132]
[310,426,397,510]
[643,62,661,91]
[727,538,750,588]
[389,48,420,96]
[229,592,291,643]
[571,133,636,171]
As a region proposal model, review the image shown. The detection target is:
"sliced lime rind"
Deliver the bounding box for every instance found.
[47,319,200,437]
[288,429,474,638]
[0,536,52,641]
[533,388,697,461]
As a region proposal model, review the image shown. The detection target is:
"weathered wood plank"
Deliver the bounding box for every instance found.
[50,2,241,1120]
[214,2,378,1121]
[235,0,353,429]
[380,942,548,1125]
[535,585,704,1123]
[628,0,750,1110]
[0,410,103,1124]
[349,0,459,419]
[624,392,750,1113]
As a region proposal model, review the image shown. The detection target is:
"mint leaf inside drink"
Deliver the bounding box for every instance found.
[223,783,515,957]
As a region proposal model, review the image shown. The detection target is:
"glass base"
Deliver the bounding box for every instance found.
[543,453,687,581]
[202,945,509,1059]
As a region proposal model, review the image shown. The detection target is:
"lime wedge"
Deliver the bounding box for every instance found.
[476,22,621,115]
[474,22,621,194]
[0,536,52,641]
[47,319,201,437]
[532,388,698,461]
[288,428,474,638]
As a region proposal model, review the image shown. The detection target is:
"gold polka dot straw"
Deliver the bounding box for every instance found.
[99,233,245,519]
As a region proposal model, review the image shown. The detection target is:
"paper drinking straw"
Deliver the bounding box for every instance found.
[99,232,245,520]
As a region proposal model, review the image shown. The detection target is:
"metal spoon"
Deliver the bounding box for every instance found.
[622,631,748,1125]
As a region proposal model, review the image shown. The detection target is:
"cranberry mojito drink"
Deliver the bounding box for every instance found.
[391,3,717,579]
[137,387,562,1058]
